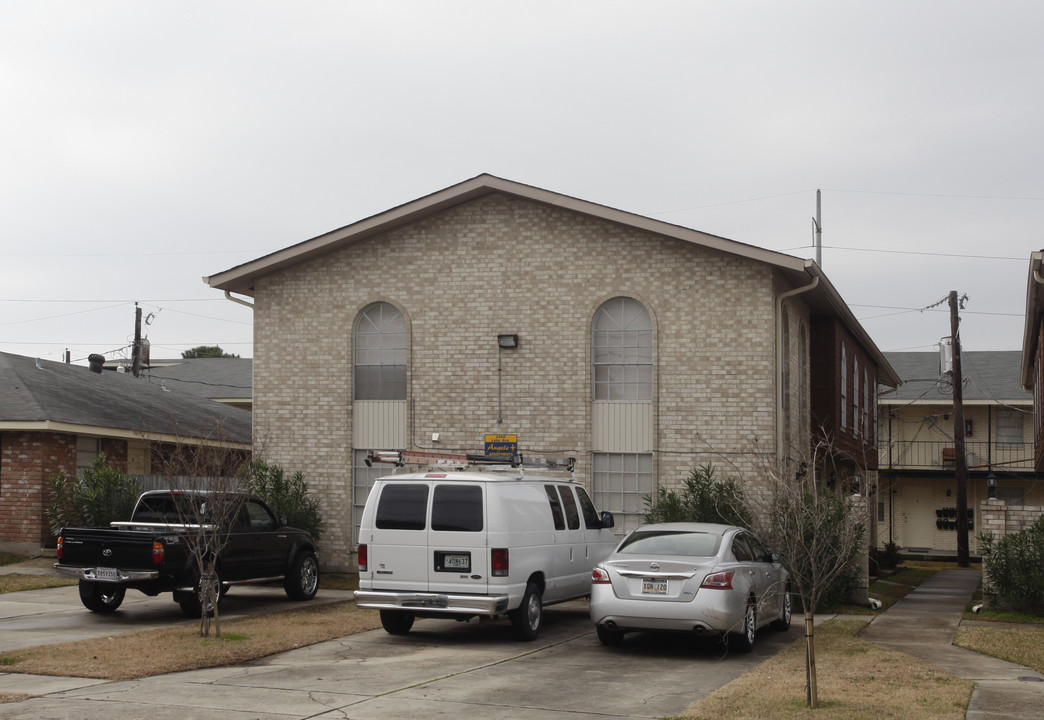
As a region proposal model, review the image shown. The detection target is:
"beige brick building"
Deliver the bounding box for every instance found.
[207,175,897,571]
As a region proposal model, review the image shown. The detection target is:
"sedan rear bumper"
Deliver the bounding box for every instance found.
[354,589,510,615]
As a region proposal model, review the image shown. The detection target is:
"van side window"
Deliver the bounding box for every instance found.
[375,484,429,530]
[431,485,483,532]
[544,485,566,531]
[558,487,581,530]
[575,486,602,529]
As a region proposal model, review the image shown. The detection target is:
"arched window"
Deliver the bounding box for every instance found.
[353,302,407,400]
[592,297,652,401]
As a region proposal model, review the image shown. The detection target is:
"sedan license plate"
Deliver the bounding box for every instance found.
[95,567,119,581]
[642,578,668,595]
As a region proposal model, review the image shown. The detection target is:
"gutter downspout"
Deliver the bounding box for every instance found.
[776,268,820,462]
[223,290,254,309]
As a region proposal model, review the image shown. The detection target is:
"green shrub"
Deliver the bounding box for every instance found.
[643,464,753,529]
[240,460,324,539]
[47,454,140,534]
[980,515,1044,613]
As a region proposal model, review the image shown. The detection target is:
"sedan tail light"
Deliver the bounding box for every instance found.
[700,570,735,590]
[592,567,612,584]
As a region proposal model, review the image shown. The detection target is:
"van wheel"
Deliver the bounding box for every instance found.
[78,580,125,613]
[380,610,415,635]
[510,582,543,641]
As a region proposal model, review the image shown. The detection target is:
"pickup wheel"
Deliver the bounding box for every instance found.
[284,550,320,601]
[78,580,125,613]
[379,610,415,635]
[509,582,543,641]
[178,567,222,618]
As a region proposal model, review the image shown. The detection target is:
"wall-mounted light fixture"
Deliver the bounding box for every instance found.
[496,334,519,424]
[497,334,519,349]
[987,472,997,500]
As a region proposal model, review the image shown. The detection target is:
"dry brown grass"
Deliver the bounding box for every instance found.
[0,575,76,594]
[954,624,1044,674]
[676,619,973,720]
[0,600,382,681]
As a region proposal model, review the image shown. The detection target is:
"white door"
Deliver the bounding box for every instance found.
[902,485,935,550]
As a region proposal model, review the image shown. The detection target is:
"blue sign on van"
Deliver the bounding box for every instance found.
[484,434,517,458]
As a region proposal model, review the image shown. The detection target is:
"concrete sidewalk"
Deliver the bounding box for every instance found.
[860,569,1044,720]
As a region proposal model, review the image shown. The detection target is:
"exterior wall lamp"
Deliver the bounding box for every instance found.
[497,334,519,349]
[496,334,519,424]
[987,472,997,500]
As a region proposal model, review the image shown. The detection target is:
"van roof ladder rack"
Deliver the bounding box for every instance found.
[364,449,576,476]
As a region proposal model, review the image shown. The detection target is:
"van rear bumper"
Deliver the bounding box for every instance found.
[354,590,510,615]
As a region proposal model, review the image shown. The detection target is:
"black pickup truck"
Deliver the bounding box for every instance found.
[54,489,319,617]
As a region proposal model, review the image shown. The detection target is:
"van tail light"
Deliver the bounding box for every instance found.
[57,536,63,561]
[700,570,734,590]
[592,567,611,584]
[152,540,165,564]
[491,548,509,577]
[358,544,368,573]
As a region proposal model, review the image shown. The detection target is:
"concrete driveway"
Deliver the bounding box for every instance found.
[0,588,802,720]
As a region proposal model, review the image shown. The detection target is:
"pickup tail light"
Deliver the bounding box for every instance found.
[56,536,63,561]
[358,544,367,573]
[592,566,611,584]
[700,570,734,590]
[152,540,165,564]
[491,548,508,577]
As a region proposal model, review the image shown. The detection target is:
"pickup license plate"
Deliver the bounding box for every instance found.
[95,567,119,582]
[642,578,668,595]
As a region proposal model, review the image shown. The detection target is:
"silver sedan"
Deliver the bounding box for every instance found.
[590,522,791,651]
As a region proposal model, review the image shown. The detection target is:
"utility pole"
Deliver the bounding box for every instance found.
[131,303,143,378]
[949,291,969,567]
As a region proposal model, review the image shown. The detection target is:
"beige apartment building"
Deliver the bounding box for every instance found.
[206,175,897,570]
[878,350,1039,556]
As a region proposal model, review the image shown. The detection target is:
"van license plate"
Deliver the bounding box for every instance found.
[444,554,470,569]
[642,578,668,595]
[435,551,471,572]
[95,567,119,581]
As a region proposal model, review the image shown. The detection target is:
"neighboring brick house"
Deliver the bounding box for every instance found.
[0,352,252,554]
[878,350,1037,556]
[206,174,898,571]
[104,357,254,411]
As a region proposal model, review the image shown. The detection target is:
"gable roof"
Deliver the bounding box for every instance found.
[882,350,1030,406]
[0,352,251,446]
[136,358,252,404]
[204,173,898,387]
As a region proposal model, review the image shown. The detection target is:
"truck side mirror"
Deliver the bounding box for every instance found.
[600,511,615,529]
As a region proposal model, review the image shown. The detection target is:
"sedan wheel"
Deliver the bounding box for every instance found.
[771,588,792,631]
[731,599,756,653]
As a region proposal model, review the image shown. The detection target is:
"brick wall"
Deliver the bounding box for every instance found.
[980,497,1043,538]
[0,431,76,551]
[251,193,808,569]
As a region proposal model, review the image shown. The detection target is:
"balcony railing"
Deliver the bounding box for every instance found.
[877,440,1034,472]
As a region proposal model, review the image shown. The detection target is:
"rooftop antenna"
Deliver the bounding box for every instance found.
[812,189,823,267]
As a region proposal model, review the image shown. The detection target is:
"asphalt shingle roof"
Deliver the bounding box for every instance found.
[882,351,1029,404]
[0,352,251,443]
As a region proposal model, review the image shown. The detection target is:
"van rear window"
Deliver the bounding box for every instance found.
[431,485,483,532]
[375,484,429,530]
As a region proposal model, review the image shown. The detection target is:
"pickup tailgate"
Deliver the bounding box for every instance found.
[57,527,169,582]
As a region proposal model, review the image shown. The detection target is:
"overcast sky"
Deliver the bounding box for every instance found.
[3,1,1042,372]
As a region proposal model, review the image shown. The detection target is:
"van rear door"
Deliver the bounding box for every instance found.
[427,482,489,595]
[367,482,431,592]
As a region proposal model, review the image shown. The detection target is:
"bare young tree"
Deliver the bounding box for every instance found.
[760,439,868,709]
[145,425,250,637]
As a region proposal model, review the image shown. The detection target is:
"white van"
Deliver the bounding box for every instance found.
[354,466,616,640]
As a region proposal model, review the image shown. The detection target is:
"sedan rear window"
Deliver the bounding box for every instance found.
[618,530,721,557]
